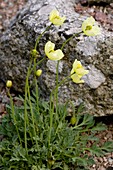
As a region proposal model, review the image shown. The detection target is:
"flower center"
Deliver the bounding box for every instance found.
[54,16,60,19]
[77,63,82,68]
[85,25,92,31]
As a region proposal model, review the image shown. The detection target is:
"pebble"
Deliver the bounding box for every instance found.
[0,103,5,113]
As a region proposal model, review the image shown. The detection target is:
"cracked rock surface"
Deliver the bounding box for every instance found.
[0,0,113,116]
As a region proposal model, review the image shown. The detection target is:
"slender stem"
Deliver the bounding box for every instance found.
[29,56,46,77]
[54,31,82,119]
[23,23,52,154]
[49,31,82,147]
[61,31,82,51]
[36,56,46,65]
[48,74,72,145]
[8,89,22,145]
[54,74,71,97]
[29,56,46,89]
[55,101,68,135]
[72,122,86,130]
[35,80,39,113]
[27,83,39,150]
[48,92,54,146]
[34,24,52,50]
[55,60,59,117]
[25,24,52,147]
[33,58,40,114]
[24,60,33,155]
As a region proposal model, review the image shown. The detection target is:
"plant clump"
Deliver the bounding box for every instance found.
[0,9,112,170]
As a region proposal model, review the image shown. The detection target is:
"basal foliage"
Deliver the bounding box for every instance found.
[1,98,113,170]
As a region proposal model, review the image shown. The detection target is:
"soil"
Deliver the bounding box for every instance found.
[75,0,113,31]
[0,0,113,169]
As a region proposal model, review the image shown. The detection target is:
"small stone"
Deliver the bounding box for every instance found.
[0,103,5,113]
[110,55,113,59]
[108,158,113,164]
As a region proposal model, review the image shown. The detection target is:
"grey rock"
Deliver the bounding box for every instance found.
[83,65,106,89]
[46,60,64,74]
[0,0,113,116]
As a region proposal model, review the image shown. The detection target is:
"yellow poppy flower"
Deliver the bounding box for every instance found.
[71,59,89,83]
[82,16,100,36]
[71,73,84,84]
[45,41,64,61]
[49,9,66,26]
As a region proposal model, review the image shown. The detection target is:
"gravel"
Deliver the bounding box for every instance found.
[0,0,113,169]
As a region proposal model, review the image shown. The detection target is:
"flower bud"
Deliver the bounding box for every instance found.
[6,80,12,88]
[70,116,77,125]
[36,69,42,77]
[31,49,39,57]
[48,159,55,165]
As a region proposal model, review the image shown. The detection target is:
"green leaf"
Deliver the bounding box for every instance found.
[72,157,88,167]
[91,123,107,131]
[64,163,69,170]
[102,141,113,152]
[89,145,105,156]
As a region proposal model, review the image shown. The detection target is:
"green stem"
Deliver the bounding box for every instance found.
[54,60,59,117]
[49,31,82,147]
[35,80,39,113]
[55,101,68,135]
[29,56,46,77]
[36,56,46,65]
[8,89,22,145]
[54,31,82,119]
[54,74,73,97]
[29,56,46,89]
[72,122,86,130]
[23,23,52,154]
[61,31,82,51]
[24,60,33,155]
[34,58,40,114]
[48,71,75,145]
[48,74,72,146]
[48,92,54,146]
[27,83,39,150]
[34,24,52,50]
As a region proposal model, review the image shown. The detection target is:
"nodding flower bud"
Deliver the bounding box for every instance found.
[70,116,77,125]
[48,159,55,165]
[31,49,39,57]
[6,80,12,88]
[36,69,42,77]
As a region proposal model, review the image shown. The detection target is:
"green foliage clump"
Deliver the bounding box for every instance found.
[0,98,113,170]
